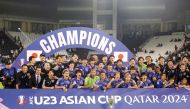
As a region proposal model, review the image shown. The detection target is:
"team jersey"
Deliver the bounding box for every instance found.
[106,70,115,79]
[111,79,123,88]
[71,77,84,88]
[154,79,166,88]
[55,78,71,88]
[77,64,91,77]
[95,79,109,90]
[120,80,136,88]
[137,79,153,88]
[85,76,100,88]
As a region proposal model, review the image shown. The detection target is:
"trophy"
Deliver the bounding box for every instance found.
[18,95,25,104]
[108,98,115,109]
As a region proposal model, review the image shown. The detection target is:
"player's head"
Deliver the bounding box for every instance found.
[108,55,115,63]
[100,71,107,80]
[138,57,144,65]
[40,53,46,62]
[102,55,107,63]
[147,65,153,72]
[5,60,12,69]
[180,64,186,72]
[158,56,165,64]
[107,63,113,71]
[48,70,54,78]
[98,62,104,69]
[72,54,78,62]
[81,58,88,65]
[130,66,136,74]
[129,58,136,66]
[167,59,174,68]
[181,56,189,64]
[29,56,36,64]
[68,61,75,69]
[62,69,70,79]
[35,66,42,75]
[21,64,28,73]
[116,59,123,67]
[161,73,166,81]
[44,62,51,70]
[124,73,131,82]
[181,77,188,85]
[145,56,152,63]
[114,72,120,80]
[141,74,147,82]
[90,69,97,77]
[75,69,83,78]
[56,55,62,63]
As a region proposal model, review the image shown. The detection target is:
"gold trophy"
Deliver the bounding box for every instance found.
[108,98,115,109]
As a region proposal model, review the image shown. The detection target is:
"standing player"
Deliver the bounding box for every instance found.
[27,56,36,75]
[16,64,30,89]
[106,63,116,80]
[77,58,91,77]
[35,53,46,70]
[0,61,17,88]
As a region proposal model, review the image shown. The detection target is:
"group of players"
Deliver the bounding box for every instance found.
[0,53,190,91]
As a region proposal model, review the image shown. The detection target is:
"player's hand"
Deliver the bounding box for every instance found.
[63,87,67,92]
[110,78,114,82]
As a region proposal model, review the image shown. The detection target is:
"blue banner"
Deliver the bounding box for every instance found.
[13,27,133,69]
[0,89,190,109]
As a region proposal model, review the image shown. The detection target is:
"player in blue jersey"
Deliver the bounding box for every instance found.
[106,63,116,80]
[0,61,17,88]
[55,69,71,91]
[107,72,123,88]
[129,66,140,82]
[178,77,190,88]
[137,74,154,88]
[96,62,106,75]
[154,73,167,88]
[76,58,91,77]
[93,71,109,91]
[119,73,137,88]
[68,61,75,78]
[145,65,155,82]
[70,69,84,89]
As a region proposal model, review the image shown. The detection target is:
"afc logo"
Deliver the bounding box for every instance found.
[16,95,28,106]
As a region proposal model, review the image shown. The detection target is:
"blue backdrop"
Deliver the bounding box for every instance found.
[0,88,190,109]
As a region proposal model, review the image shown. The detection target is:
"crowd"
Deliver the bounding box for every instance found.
[0,53,190,91]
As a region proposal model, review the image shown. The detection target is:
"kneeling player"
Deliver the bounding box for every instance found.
[137,74,154,88]
[119,73,137,88]
[107,72,123,88]
[42,70,58,89]
[70,69,84,89]
[93,71,109,91]
[55,69,71,91]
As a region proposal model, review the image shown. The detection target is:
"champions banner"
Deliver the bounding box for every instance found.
[13,27,133,69]
[0,89,190,109]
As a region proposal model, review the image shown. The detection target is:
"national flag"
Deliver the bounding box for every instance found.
[27,50,42,61]
[114,51,128,62]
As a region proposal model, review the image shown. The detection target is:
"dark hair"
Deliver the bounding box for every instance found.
[29,56,35,62]
[138,57,144,61]
[22,64,28,68]
[158,56,165,60]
